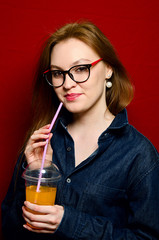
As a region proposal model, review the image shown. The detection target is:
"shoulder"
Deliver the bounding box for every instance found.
[121,124,159,171]
[122,124,159,188]
[109,109,158,156]
[111,120,158,159]
[112,123,159,176]
[126,124,158,156]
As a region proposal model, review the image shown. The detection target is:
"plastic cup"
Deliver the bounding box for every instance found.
[22,160,61,229]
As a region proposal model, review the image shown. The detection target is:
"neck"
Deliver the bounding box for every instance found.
[70,104,115,132]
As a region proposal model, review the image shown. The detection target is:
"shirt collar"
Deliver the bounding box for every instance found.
[108,108,128,130]
[54,108,128,132]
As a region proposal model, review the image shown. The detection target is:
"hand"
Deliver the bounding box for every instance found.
[24,124,53,164]
[22,201,64,233]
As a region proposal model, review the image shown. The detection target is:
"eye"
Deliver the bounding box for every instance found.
[73,65,88,73]
[52,70,63,78]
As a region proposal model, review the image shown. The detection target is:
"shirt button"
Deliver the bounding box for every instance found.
[66,178,71,183]
[67,147,72,151]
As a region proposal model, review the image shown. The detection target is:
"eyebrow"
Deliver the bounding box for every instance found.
[50,58,91,70]
[72,58,91,65]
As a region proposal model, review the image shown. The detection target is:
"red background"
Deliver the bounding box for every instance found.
[0,0,159,237]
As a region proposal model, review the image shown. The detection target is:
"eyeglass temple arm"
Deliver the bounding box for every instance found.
[91,58,103,66]
[43,69,50,74]
[43,58,103,74]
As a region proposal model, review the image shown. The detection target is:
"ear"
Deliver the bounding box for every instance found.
[106,67,113,79]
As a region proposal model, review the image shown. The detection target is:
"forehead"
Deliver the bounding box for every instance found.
[50,38,99,66]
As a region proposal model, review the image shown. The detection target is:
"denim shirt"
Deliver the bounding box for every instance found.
[2,109,159,240]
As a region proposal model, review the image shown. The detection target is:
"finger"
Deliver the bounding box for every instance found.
[40,124,51,129]
[24,139,46,157]
[31,132,50,141]
[49,133,53,140]
[34,125,51,133]
[30,132,53,146]
[31,140,48,149]
[25,127,51,151]
[22,206,58,230]
[23,217,57,231]
[23,224,55,233]
[24,201,56,214]
[31,126,51,137]
[26,125,51,143]
[23,202,64,227]
[24,141,47,158]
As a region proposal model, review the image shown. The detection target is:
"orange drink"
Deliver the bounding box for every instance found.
[25,185,57,229]
[22,160,61,230]
[26,185,57,205]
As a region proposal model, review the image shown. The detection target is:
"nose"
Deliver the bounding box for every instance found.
[63,73,77,89]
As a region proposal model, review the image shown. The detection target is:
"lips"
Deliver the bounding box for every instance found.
[65,93,82,101]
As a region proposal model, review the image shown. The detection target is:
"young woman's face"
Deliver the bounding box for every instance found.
[50,38,112,114]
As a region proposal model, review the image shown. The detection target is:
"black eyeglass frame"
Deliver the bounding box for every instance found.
[43,58,103,88]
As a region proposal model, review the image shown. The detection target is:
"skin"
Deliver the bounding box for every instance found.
[52,38,114,166]
[22,202,64,233]
[24,124,53,165]
[23,38,114,233]
[51,38,112,115]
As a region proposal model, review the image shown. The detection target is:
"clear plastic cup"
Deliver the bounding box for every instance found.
[22,160,61,229]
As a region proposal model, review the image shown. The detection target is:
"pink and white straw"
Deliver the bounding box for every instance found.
[36,102,63,192]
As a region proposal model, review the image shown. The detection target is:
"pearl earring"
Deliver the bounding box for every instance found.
[106,81,112,88]
[107,74,112,79]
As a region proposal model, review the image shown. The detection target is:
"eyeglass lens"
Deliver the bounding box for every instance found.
[45,64,90,87]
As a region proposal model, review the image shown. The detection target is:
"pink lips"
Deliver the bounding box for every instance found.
[65,93,82,101]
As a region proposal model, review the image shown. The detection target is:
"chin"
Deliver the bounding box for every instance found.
[64,104,85,114]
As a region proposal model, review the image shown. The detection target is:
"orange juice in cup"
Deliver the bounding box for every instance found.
[26,185,57,206]
[22,160,61,229]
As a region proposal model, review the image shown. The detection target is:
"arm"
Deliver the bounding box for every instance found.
[1,125,53,239]
[1,153,28,239]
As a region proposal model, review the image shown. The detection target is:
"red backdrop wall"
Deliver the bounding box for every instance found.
[0,0,159,237]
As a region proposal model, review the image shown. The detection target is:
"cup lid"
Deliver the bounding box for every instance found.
[22,160,61,183]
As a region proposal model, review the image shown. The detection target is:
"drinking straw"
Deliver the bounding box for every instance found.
[36,102,63,192]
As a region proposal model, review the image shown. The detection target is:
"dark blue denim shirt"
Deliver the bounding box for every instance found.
[2,109,159,240]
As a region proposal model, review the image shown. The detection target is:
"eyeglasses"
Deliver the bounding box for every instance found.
[43,58,103,88]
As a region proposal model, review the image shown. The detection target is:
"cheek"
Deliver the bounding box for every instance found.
[54,87,61,94]
[88,73,106,92]
[92,76,106,98]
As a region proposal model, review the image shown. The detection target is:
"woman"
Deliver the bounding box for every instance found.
[2,21,159,240]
